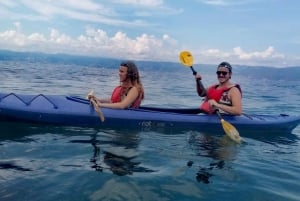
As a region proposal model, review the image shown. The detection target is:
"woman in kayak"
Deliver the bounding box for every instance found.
[89,61,144,109]
[195,61,242,115]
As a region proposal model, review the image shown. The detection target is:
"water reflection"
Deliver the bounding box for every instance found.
[0,122,155,177]
[248,133,299,145]
[0,121,96,141]
[188,132,239,160]
[70,129,156,176]
[0,161,32,172]
[186,129,300,184]
[187,132,239,184]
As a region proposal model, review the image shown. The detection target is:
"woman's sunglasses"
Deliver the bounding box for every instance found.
[216,71,228,76]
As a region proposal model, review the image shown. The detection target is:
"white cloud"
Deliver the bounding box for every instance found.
[1,0,152,27]
[112,0,164,7]
[0,25,178,61]
[190,46,287,67]
[0,30,26,46]
[49,29,73,45]
[19,0,119,24]
[0,24,295,67]
[28,33,46,42]
[0,1,298,67]
[0,0,17,7]
[203,48,231,58]
[197,0,258,6]
[20,0,114,16]
[0,0,182,30]
[233,46,284,60]
[199,0,228,6]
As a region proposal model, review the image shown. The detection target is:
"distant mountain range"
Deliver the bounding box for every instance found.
[0,49,299,81]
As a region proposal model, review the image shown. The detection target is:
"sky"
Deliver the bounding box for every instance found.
[0,0,300,67]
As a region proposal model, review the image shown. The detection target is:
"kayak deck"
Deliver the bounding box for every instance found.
[0,93,300,134]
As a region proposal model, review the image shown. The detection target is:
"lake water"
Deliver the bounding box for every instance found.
[0,59,300,201]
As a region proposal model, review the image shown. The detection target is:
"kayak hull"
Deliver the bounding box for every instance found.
[1,93,300,134]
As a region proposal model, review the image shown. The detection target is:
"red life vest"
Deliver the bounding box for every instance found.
[200,84,241,114]
[110,86,142,108]
[110,86,122,103]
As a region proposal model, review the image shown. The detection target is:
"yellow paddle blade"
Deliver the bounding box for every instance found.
[179,51,194,67]
[220,119,241,143]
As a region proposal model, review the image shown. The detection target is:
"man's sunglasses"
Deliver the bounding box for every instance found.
[216,71,228,76]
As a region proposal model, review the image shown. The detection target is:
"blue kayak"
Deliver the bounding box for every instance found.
[0,92,300,134]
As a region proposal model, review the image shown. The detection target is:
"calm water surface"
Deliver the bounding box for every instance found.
[0,61,300,201]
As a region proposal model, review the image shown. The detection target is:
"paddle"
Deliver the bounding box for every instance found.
[179,51,241,143]
[179,51,206,96]
[87,90,105,122]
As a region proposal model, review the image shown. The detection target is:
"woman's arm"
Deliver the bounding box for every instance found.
[88,94,111,104]
[97,98,111,103]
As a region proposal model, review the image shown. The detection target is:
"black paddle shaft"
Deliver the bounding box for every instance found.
[190,66,197,75]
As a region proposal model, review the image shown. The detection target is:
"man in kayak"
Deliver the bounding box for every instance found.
[89,61,144,109]
[195,62,242,115]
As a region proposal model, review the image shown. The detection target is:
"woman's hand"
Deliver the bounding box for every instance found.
[88,94,101,105]
[88,94,96,101]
